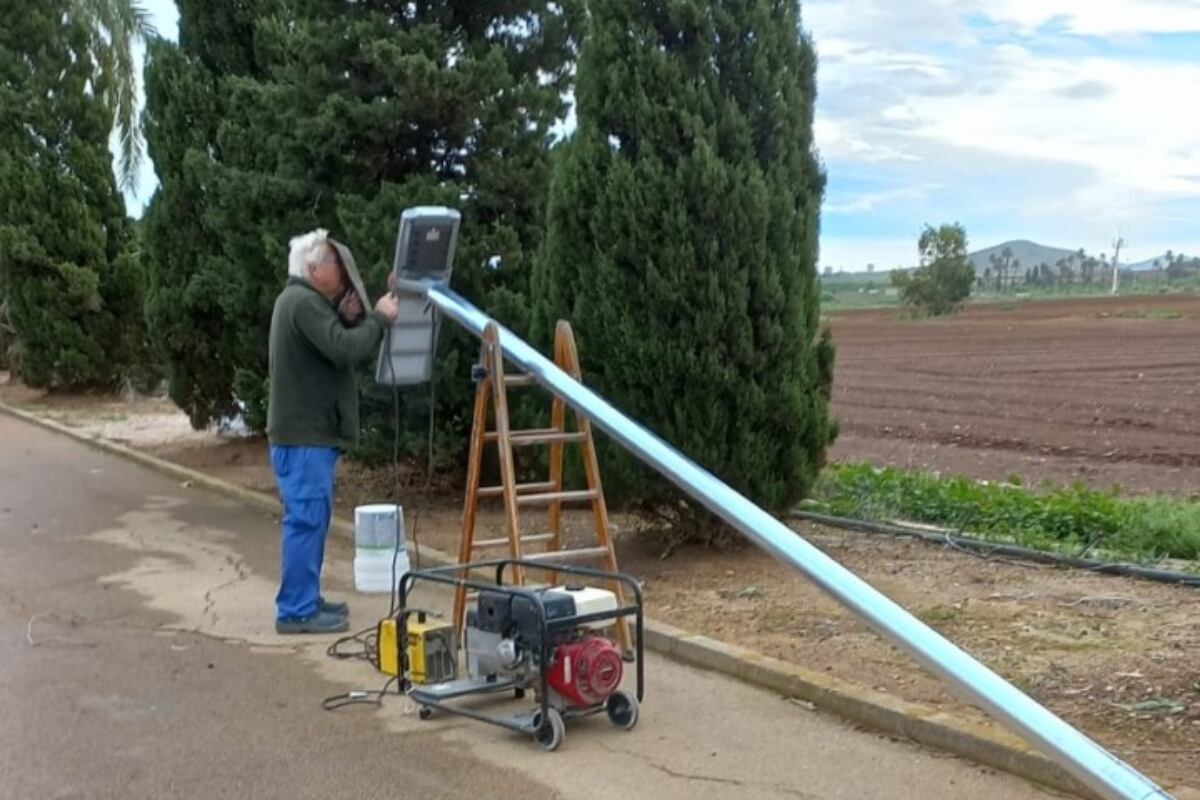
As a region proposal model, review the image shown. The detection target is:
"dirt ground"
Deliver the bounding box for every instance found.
[3,293,1199,788]
[828,293,1200,496]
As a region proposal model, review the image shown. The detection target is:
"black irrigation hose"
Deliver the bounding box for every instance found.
[791,510,1200,588]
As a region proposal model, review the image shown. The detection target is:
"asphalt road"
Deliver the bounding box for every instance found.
[0,413,1061,800]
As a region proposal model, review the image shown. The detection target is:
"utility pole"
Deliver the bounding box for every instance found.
[1110,231,1124,295]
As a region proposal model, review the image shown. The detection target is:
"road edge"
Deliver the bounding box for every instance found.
[5,400,1193,800]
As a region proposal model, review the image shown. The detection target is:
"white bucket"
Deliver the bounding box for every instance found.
[353,548,411,594]
[353,504,407,593]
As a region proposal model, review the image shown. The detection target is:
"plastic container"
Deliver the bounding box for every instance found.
[353,548,411,594]
[353,504,407,593]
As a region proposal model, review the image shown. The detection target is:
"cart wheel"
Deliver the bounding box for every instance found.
[605,690,639,730]
[514,688,526,700]
[533,708,565,751]
[419,707,433,721]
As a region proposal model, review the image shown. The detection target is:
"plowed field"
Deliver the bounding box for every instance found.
[828,294,1200,495]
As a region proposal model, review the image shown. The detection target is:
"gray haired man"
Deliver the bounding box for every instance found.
[267,229,399,634]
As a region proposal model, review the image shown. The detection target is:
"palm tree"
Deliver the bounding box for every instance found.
[70,0,157,191]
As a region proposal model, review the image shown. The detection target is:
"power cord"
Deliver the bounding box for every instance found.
[326,625,380,662]
[382,299,438,615]
[322,283,441,713]
[322,676,399,711]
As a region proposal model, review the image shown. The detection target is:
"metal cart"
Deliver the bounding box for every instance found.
[396,559,644,750]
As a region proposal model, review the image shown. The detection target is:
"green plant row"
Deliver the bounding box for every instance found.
[807,463,1200,563]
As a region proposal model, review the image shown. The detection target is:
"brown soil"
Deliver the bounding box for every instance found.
[828,293,1200,496]
[4,295,1200,788]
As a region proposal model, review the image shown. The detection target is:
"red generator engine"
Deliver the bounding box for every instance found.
[547,634,624,707]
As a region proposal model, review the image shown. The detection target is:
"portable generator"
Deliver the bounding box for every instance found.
[396,559,644,751]
[465,585,625,707]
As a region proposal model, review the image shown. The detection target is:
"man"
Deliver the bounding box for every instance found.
[267,228,399,634]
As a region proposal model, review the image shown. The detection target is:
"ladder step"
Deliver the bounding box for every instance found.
[503,374,537,387]
[517,489,599,507]
[484,429,588,446]
[472,533,555,550]
[520,547,608,563]
[476,481,557,500]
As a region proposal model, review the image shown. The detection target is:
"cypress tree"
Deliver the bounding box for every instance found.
[144,1,580,456]
[141,0,269,427]
[535,0,835,541]
[0,2,155,390]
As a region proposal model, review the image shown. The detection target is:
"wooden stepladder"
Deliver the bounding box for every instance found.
[452,320,632,654]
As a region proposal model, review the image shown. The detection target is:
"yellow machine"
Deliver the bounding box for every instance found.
[377,613,456,684]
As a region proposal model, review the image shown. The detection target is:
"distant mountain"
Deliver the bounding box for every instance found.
[820,240,1191,277]
[1123,253,1194,272]
[1125,255,1164,272]
[967,240,1081,271]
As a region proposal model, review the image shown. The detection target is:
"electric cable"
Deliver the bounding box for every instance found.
[322,290,409,712]
[387,317,404,617]
[322,676,400,711]
[380,296,437,616]
[326,625,380,662]
[791,510,1200,587]
[322,280,443,715]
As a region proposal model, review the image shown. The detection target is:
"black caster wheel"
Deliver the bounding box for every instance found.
[532,708,565,751]
[605,690,639,731]
[418,706,433,721]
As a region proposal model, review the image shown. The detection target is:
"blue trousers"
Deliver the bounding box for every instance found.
[270,445,339,621]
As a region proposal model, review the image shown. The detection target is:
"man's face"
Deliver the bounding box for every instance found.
[309,244,346,299]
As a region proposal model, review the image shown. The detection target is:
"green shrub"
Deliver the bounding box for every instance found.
[0,5,156,391]
[812,463,1200,562]
[143,1,581,453]
[534,0,834,547]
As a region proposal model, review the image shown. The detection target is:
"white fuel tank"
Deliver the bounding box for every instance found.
[548,585,618,629]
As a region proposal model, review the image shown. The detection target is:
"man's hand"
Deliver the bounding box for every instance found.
[387,271,397,292]
[338,292,364,324]
[375,293,400,323]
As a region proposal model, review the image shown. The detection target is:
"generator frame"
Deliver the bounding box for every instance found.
[396,558,644,749]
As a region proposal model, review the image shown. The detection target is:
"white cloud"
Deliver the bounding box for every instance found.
[806,0,1200,40]
[806,0,1200,268]
[813,118,923,163]
[979,0,1200,36]
[826,184,943,214]
[804,1,975,47]
[907,53,1200,203]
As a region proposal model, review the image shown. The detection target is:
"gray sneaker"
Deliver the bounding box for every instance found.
[276,609,350,634]
[318,597,349,616]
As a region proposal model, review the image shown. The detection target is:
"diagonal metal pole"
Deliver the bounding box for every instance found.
[418,279,1171,800]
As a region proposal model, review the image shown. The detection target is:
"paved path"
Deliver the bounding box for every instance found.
[0,413,1061,799]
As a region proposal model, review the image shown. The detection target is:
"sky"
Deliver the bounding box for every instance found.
[119,0,179,210]
[121,0,1200,271]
